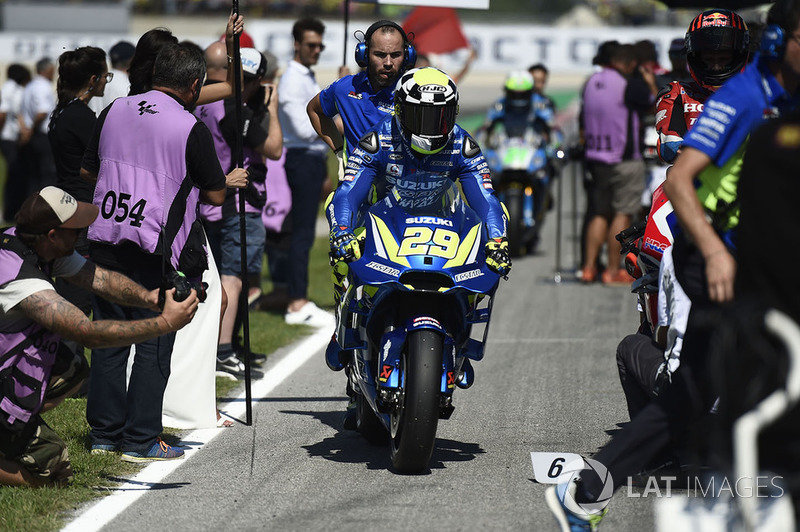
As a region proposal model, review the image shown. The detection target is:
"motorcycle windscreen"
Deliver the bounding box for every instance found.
[398,102,457,136]
[391,176,463,217]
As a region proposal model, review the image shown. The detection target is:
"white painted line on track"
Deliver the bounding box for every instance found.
[61,324,333,532]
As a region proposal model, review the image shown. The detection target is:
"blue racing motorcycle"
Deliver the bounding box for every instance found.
[482,121,559,256]
[326,179,501,474]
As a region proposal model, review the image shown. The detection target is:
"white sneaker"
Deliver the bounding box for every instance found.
[285,301,335,327]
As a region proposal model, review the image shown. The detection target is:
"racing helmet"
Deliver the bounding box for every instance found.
[503,70,534,110]
[394,67,459,155]
[685,9,749,92]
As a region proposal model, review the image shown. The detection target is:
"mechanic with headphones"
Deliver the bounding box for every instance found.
[545,2,800,529]
[307,20,416,429]
[307,19,416,179]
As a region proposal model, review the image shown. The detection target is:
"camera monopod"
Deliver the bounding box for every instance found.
[342,0,350,67]
[231,0,254,426]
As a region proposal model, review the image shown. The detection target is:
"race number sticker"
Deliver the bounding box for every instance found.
[530,452,586,484]
[398,227,459,260]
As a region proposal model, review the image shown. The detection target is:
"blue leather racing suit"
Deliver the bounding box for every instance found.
[327,114,508,240]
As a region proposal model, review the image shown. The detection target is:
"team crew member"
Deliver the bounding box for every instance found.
[307,20,415,166]
[81,42,247,462]
[0,187,198,487]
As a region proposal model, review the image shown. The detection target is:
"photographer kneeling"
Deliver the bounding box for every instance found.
[0,187,199,487]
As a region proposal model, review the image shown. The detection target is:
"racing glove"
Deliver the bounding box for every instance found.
[485,237,511,276]
[330,226,361,263]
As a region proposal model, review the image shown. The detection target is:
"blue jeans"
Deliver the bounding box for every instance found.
[284,148,327,300]
[86,247,175,454]
[206,213,266,277]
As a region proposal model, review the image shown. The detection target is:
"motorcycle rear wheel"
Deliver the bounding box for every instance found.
[390,329,442,474]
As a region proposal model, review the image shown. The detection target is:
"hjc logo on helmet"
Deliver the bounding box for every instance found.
[419,85,446,93]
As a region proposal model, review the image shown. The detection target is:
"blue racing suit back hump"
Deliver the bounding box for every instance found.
[328,114,508,240]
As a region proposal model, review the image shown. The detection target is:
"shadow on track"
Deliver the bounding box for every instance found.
[285,409,486,473]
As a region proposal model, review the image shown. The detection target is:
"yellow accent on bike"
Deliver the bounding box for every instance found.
[443,223,481,268]
[371,213,411,267]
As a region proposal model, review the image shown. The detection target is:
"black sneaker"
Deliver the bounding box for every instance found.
[216,355,263,380]
[234,347,267,366]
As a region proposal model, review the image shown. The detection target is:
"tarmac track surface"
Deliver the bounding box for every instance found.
[63,166,661,531]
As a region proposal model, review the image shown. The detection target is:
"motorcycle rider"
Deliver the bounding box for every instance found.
[325,68,510,422]
[482,70,552,142]
[327,67,510,276]
[656,8,751,164]
[479,71,557,253]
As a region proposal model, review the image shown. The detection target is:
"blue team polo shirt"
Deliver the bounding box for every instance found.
[318,71,396,157]
[684,54,798,167]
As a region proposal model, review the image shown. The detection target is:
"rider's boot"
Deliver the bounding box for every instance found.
[342,372,358,430]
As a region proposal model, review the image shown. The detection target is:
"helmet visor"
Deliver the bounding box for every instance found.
[398,102,457,137]
[690,26,746,53]
[506,89,533,108]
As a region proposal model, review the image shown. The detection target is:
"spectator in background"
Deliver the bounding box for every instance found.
[127,12,243,104]
[665,37,692,84]
[278,17,334,327]
[631,40,667,215]
[259,49,293,312]
[0,64,31,221]
[579,44,653,285]
[0,186,199,487]
[578,40,619,272]
[591,40,620,69]
[635,39,668,89]
[47,46,110,341]
[90,41,135,115]
[20,58,56,202]
[80,42,248,461]
[49,47,109,205]
[528,63,557,122]
[196,47,281,378]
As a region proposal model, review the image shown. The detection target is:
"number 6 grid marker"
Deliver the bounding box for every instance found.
[530,452,586,484]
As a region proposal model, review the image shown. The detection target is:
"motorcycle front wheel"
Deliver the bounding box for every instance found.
[390,328,443,474]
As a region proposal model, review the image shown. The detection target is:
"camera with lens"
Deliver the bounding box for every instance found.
[158,270,208,310]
